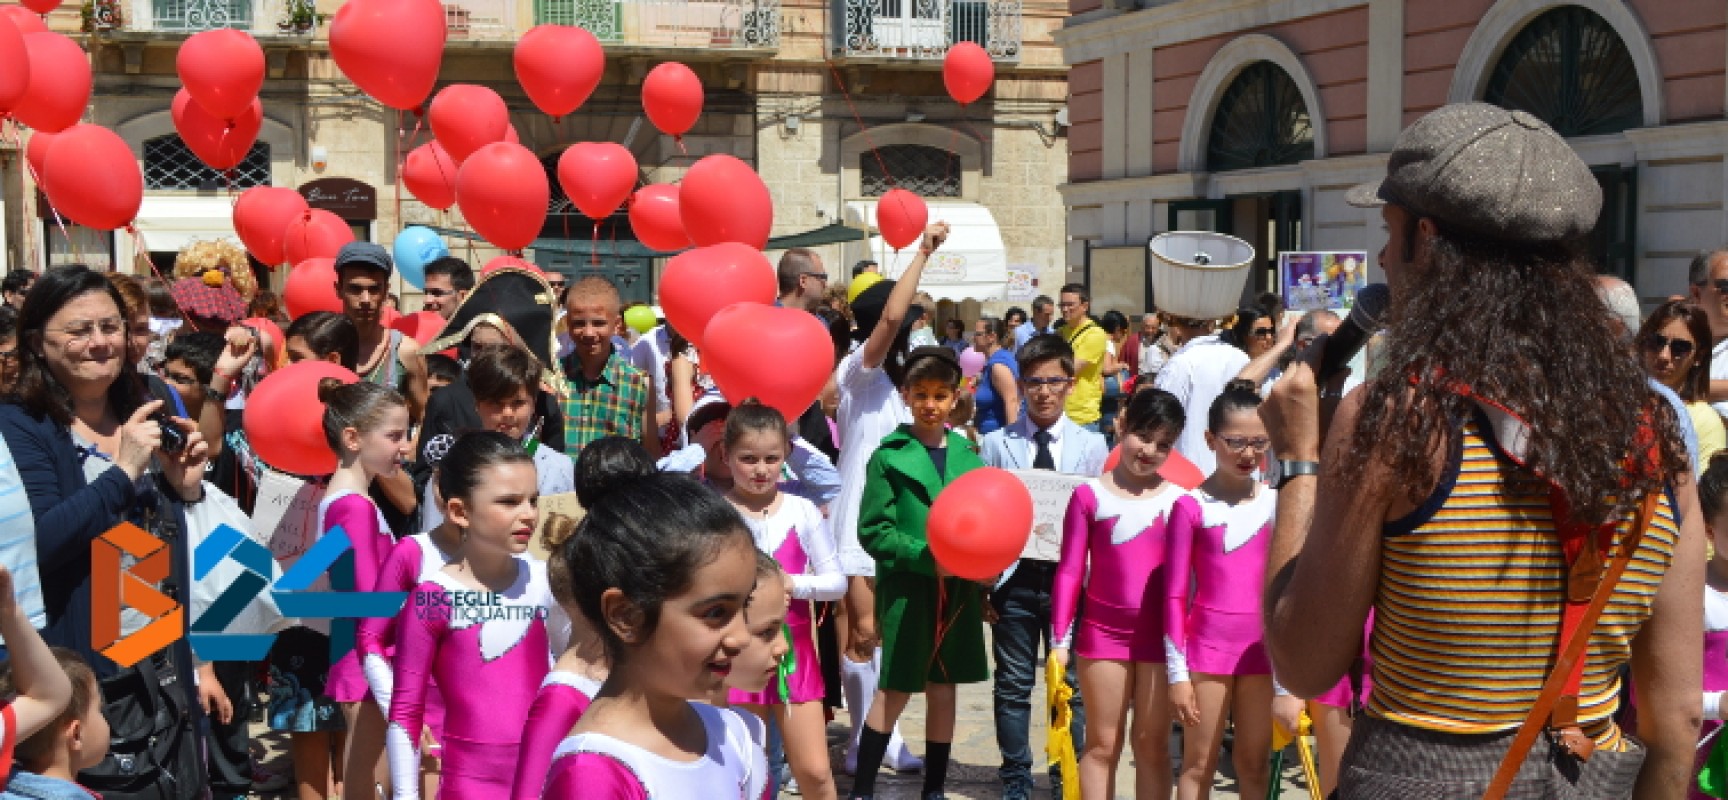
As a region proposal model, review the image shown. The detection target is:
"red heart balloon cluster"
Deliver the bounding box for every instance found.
[703,303,837,425]
[172,30,267,170]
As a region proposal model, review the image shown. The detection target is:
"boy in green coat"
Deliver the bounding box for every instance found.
[853,345,987,800]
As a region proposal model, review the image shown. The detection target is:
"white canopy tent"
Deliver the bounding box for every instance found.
[842,200,1009,301]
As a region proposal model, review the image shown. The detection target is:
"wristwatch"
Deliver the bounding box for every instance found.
[1275,460,1319,489]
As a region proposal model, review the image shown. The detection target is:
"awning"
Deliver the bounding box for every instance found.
[129,196,242,253]
[429,221,868,257]
[841,200,1008,301]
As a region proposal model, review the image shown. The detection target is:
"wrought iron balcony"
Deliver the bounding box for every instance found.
[122,0,317,34]
[835,0,1019,61]
[534,0,778,50]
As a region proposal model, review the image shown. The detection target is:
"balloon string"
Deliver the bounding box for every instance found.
[127,224,200,333]
[7,120,37,271]
[394,110,405,240]
[14,124,77,257]
[825,59,896,189]
[590,221,599,267]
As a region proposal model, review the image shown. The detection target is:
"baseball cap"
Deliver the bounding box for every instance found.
[1346,102,1601,243]
[334,241,393,275]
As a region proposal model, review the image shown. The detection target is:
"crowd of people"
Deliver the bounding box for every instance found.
[0,99,1719,800]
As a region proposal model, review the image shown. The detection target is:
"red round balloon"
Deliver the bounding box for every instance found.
[928,467,1034,580]
[389,309,445,344]
[402,140,458,211]
[456,142,549,251]
[658,243,775,349]
[629,183,689,252]
[19,0,57,15]
[0,6,47,34]
[283,257,343,319]
[942,41,995,106]
[329,0,446,111]
[515,25,603,120]
[23,129,53,181]
[641,62,703,138]
[703,302,836,423]
[41,124,140,231]
[679,154,772,250]
[234,187,309,266]
[281,210,356,266]
[0,14,29,114]
[504,123,520,145]
[876,188,928,251]
[171,90,261,170]
[177,29,264,121]
[15,33,91,133]
[428,83,510,165]
[557,142,638,222]
[244,359,359,476]
[481,255,539,274]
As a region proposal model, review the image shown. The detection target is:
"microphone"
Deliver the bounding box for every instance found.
[1315,283,1389,383]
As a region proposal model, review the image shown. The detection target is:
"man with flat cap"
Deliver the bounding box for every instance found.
[1258,103,1702,797]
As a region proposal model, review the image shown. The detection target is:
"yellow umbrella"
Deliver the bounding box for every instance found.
[1045,654,1080,800]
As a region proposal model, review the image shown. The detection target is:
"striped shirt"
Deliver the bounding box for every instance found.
[1369,416,1679,750]
[558,349,650,458]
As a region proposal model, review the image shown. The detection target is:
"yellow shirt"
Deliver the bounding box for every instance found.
[1689,402,1726,467]
[1060,320,1108,425]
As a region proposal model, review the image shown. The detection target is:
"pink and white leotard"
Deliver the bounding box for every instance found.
[321,491,396,703]
[727,495,846,706]
[1051,480,1184,662]
[541,701,768,799]
[1163,487,1277,681]
[358,533,457,749]
[1692,586,1728,800]
[385,556,554,799]
[511,670,603,800]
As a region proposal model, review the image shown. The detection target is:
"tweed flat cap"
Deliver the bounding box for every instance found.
[1346,102,1601,243]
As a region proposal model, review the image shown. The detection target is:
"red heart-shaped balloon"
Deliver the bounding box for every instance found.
[658,243,775,349]
[703,302,835,424]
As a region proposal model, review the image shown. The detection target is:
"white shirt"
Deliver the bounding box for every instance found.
[631,326,673,413]
[831,348,911,577]
[1154,334,1250,475]
[1012,413,1066,469]
[1711,339,1728,420]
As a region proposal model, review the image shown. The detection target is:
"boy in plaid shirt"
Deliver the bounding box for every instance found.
[558,277,658,460]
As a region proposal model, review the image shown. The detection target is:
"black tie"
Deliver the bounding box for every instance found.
[1033,429,1055,470]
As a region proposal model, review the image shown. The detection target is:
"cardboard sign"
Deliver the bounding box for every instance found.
[1005,469,1086,562]
[533,492,585,561]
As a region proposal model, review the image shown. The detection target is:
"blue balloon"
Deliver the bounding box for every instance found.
[392,226,448,290]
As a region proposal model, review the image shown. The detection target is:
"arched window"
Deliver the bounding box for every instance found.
[861,144,960,198]
[1484,6,1642,137]
[1205,61,1314,173]
[143,135,270,190]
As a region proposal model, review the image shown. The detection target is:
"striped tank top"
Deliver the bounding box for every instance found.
[1369,415,1679,750]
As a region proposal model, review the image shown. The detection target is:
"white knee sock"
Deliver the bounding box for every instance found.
[841,649,925,774]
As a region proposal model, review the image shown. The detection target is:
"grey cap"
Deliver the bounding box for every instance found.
[334,241,393,275]
[1346,102,1601,243]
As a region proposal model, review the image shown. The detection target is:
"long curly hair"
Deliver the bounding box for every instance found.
[1346,229,1687,526]
[173,239,256,301]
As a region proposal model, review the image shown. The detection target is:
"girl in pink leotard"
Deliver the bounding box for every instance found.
[719,403,846,800]
[542,473,768,799]
[510,436,656,800]
[1050,388,1186,800]
[384,432,555,799]
[1164,381,1301,800]
[313,379,411,800]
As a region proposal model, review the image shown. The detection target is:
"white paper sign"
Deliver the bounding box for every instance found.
[251,469,325,565]
[1006,469,1086,562]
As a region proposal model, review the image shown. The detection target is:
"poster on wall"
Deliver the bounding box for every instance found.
[1005,267,1038,302]
[1279,251,1369,312]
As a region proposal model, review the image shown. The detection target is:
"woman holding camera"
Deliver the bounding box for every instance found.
[0,265,210,800]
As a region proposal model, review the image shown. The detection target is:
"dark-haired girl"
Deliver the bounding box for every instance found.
[1164,381,1298,800]
[721,402,845,800]
[312,379,411,800]
[1050,388,1186,800]
[853,346,986,800]
[385,432,555,799]
[542,473,768,798]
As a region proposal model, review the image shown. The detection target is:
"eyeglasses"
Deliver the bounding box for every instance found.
[802,271,829,282]
[424,287,457,298]
[1220,435,1272,453]
[1709,279,1728,295]
[1642,334,1696,360]
[0,347,16,363]
[1057,301,1082,310]
[1023,377,1072,393]
[49,317,125,346]
[1251,327,1275,338]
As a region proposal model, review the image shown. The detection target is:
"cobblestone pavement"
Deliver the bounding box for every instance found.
[250,666,1311,799]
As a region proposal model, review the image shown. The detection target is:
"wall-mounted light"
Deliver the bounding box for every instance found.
[310,145,329,171]
[783,114,801,134]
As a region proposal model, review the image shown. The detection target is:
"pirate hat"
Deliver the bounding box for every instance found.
[424,265,563,388]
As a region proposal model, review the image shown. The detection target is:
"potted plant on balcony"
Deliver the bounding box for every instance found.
[278,0,315,33]
[80,0,122,33]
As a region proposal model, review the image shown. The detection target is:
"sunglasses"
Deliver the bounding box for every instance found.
[1641,334,1696,360]
[1251,327,1275,338]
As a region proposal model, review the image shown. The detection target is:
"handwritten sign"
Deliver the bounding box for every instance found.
[532,492,585,561]
[1005,469,1085,562]
[252,469,324,566]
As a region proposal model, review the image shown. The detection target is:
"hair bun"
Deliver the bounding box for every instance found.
[316,376,348,403]
[1224,378,1259,395]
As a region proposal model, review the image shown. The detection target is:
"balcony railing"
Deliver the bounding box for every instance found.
[123,0,316,34]
[836,0,1019,60]
[443,0,518,39]
[534,0,778,49]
